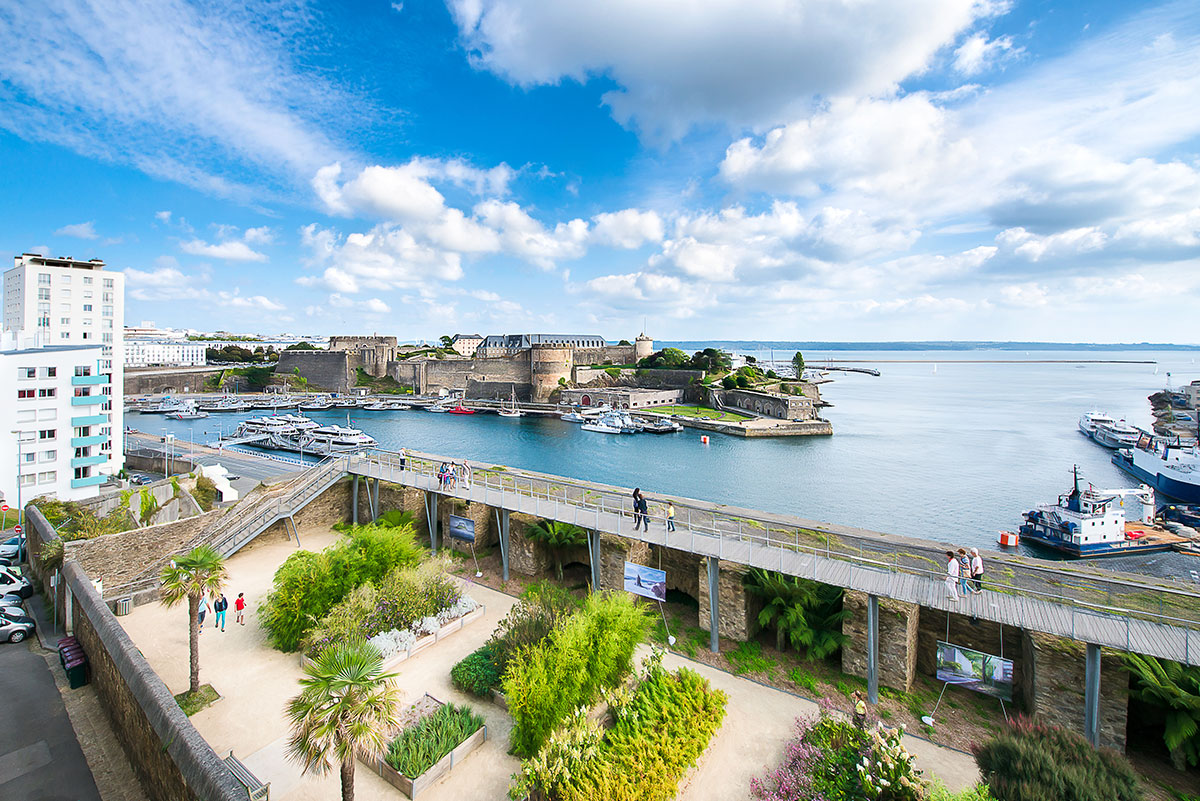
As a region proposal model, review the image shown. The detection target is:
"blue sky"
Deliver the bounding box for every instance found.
[0,0,1197,342]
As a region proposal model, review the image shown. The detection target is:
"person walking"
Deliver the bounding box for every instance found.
[666,501,676,532]
[852,690,868,729]
[234,592,247,626]
[638,494,650,532]
[398,447,407,470]
[945,551,959,601]
[214,593,228,632]
[970,548,984,594]
[956,548,972,598]
[632,488,643,530]
[198,596,212,631]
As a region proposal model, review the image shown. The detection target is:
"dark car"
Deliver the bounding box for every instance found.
[0,610,35,643]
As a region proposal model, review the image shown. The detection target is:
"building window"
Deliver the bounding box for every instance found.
[75,365,92,376]
[38,388,56,398]
[60,317,70,325]
[61,274,71,284]
[39,302,51,314]
[45,367,56,378]
[83,304,93,312]
[82,332,91,340]
[103,319,112,330]
[74,447,89,458]
[60,289,71,298]
[103,292,113,302]
[19,474,35,488]
[102,306,112,317]
[20,367,36,379]
[102,333,112,343]
[73,467,91,480]
[83,276,93,285]
[83,291,92,299]
[38,273,51,286]
[74,388,90,397]
[40,450,55,462]
[22,452,35,464]
[74,426,91,437]
[17,389,34,399]
[60,332,70,340]
[16,410,35,423]
[37,287,51,300]
[103,278,113,288]
[38,429,56,441]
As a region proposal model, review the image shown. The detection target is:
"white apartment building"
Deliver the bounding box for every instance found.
[0,332,109,504]
[3,254,125,475]
[125,339,207,367]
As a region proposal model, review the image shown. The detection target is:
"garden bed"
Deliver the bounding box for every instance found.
[301,604,485,670]
[361,696,487,799]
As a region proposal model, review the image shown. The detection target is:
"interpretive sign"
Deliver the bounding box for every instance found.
[623,561,667,602]
[448,514,475,543]
[935,641,1014,701]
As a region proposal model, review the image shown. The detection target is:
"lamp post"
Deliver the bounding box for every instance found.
[10,430,24,551]
[161,431,175,478]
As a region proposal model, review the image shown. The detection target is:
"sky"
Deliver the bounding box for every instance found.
[0,0,1197,343]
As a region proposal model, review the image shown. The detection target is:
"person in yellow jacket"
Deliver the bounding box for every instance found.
[853,690,867,729]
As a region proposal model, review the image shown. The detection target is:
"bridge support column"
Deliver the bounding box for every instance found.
[1084,643,1100,748]
[586,530,601,593]
[424,492,438,552]
[866,594,879,705]
[494,509,510,581]
[352,475,359,525]
[707,557,719,653]
[371,478,380,522]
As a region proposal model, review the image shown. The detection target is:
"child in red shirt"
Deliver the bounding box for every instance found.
[234,593,246,626]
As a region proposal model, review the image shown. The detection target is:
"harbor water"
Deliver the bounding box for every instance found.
[132,349,1200,580]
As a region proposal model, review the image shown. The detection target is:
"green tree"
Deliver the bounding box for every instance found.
[285,341,319,350]
[286,641,402,801]
[1124,654,1200,769]
[689,348,732,373]
[292,367,309,392]
[524,520,588,581]
[721,375,738,390]
[792,351,805,376]
[746,569,849,659]
[736,374,750,388]
[439,335,455,349]
[638,347,689,369]
[160,545,228,694]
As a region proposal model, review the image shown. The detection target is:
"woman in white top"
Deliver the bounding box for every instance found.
[945,551,959,601]
[970,548,984,595]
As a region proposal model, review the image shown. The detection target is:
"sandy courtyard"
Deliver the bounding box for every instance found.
[118,526,979,800]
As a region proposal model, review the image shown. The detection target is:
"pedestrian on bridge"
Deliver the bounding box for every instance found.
[632,488,644,530]
[945,551,960,601]
[214,593,228,632]
[956,549,972,597]
[970,548,984,594]
[666,502,676,532]
[638,494,649,531]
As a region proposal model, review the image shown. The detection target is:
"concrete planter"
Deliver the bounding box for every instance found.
[488,687,508,711]
[303,604,486,671]
[363,698,487,799]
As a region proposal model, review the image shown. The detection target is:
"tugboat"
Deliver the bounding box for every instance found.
[1018,467,1182,557]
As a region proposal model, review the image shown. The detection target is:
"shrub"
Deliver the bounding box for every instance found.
[721,375,738,390]
[751,711,924,801]
[736,374,750,388]
[512,651,727,801]
[930,780,997,801]
[728,641,775,676]
[452,645,503,697]
[488,581,579,677]
[787,667,819,694]
[1124,654,1200,769]
[504,592,649,756]
[192,475,218,511]
[259,523,424,651]
[302,557,459,658]
[384,703,485,778]
[747,568,849,659]
[973,716,1143,801]
[139,489,159,525]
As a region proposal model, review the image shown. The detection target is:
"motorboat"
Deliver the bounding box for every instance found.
[640,419,682,434]
[561,411,587,423]
[1113,431,1200,503]
[269,425,377,455]
[139,399,187,414]
[448,404,475,415]
[298,399,335,411]
[199,397,249,413]
[1018,467,1177,557]
[166,401,208,420]
[581,410,639,434]
[426,402,450,413]
[1093,418,1140,448]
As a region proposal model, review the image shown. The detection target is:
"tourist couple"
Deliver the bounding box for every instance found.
[945,548,983,601]
[631,488,677,532]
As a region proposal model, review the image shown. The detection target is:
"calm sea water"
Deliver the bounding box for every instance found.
[135,349,1200,580]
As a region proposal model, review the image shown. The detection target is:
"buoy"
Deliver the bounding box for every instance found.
[701,435,709,444]
[998,530,1019,547]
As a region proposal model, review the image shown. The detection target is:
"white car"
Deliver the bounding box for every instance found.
[0,609,35,643]
[0,568,32,599]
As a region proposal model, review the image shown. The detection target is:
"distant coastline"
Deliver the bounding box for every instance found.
[657,340,1200,352]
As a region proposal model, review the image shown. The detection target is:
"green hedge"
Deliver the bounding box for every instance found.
[512,653,728,801]
[503,592,649,757]
[258,522,424,651]
[451,644,502,697]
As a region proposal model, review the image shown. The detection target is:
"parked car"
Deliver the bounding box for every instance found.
[129,475,154,486]
[0,610,35,643]
[0,535,25,562]
[0,592,24,609]
[0,568,33,599]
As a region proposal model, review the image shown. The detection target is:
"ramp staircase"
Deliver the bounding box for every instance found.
[206,455,349,557]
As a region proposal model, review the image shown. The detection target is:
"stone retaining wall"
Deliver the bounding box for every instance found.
[1023,631,1128,752]
[841,591,920,693]
[698,560,761,642]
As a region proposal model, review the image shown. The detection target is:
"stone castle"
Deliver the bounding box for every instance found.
[275,333,656,401]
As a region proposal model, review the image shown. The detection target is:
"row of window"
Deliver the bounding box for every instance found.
[16,388,57,399]
[33,288,115,303]
[19,366,57,379]
[38,272,113,288]
[16,472,57,487]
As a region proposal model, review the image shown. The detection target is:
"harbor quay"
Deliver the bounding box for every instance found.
[28,439,1200,769]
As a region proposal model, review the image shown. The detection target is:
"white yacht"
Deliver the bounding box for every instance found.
[581,410,640,434]
[1079,410,1116,439]
[271,425,377,455]
[166,401,208,420]
[233,416,305,438]
[1093,418,1140,448]
[200,396,249,413]
[275,414,319,432]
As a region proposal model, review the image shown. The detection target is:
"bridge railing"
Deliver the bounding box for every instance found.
[353,449,1200,644]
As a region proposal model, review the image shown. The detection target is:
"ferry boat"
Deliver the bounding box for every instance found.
[1018,468,1177,557]
[232,414,317,437]
[1112,431,1200,503]
[1093,418,1140,448]
[199,397,249,413]
[268,425,376,455]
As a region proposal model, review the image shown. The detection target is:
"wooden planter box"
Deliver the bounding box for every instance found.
[302,605,485,670]
[363,703,488,799]
[488,687,508,711]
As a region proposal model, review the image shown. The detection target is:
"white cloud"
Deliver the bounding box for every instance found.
[448,0,996,139]
[243,226,275,245]
[995,227,1108,262]
[180,239,268,262]
[54,221,98,240]
[297,222,464,294]
[154,211,172,224]
[590,209,664,249]
[0,0,353,199]
[221,292,284,311]
[953,33,1021,75]
[474,200,588,270]
[364,297,391,314]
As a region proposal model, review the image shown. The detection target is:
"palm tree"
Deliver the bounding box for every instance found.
[160,545,228,695]
[286,641,403,801]
[747,568,850,659]
[524,520,588,581]
[1125,653,1200,770]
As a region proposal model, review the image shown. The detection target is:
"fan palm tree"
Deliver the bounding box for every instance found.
[286,640,403,801]
[1125,653,1200,769]
[159,545,228,695]
[747,568,849,659]
[524,520,588,581]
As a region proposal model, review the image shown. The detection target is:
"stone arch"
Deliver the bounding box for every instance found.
[581,394,591,406]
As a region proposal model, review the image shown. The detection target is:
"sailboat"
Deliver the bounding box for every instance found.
[499,388,524,418]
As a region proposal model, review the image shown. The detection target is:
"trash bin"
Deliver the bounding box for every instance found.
[64,657,89,689]
[115,597,132,616]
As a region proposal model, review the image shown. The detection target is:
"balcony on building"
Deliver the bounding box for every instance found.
[71,374,109,386]
[71,454,107,468]
[71,414,108,427]
[70,393,106,406]
[70,474,106,488]
[70,434,108,448]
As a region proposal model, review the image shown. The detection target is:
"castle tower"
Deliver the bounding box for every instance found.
[529,344,574,402]
[634,332,654,361]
